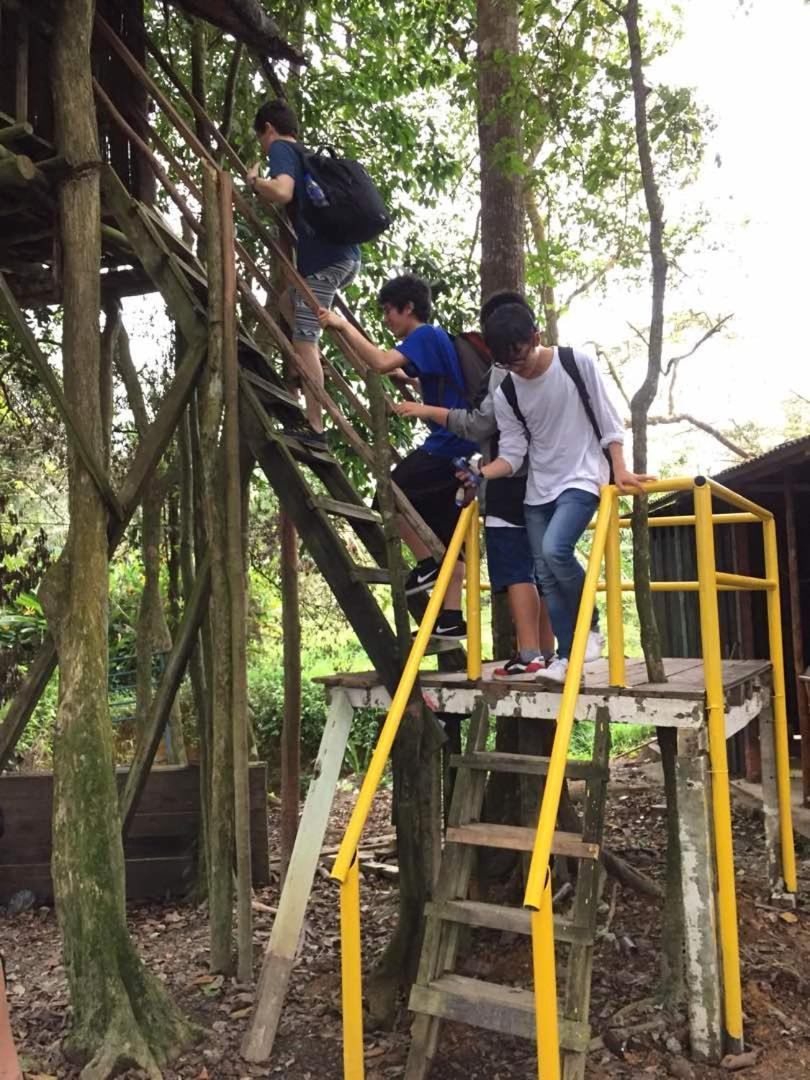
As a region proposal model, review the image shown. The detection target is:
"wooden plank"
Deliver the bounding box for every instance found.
[424,900,593,945]
[239,368,301,411]
[242,690,354,1062]
[445,823,599,860]
[408,974,591,1052]
[312,496,381,524]
[449,751,604,780]
[0,271,124,519]
[350,565,391,585]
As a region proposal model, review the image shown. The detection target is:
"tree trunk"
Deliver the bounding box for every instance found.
[40,3,193,1074]
[621,0,683,1006]
[201,164,235,973]
[476,0,525,301]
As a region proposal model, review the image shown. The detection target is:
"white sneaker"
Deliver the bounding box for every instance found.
[584,630,605,663]
[537,657,569,684]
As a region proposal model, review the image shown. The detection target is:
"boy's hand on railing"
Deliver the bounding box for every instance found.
[614,466,656,494]
[317,307,346,331]
[395,401,431,417]
[453,454,483,507]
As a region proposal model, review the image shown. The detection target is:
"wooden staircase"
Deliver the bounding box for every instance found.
[406,702,611,1079]
[100,165,456,695]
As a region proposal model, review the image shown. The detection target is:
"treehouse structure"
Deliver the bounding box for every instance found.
[0,4,799,1079]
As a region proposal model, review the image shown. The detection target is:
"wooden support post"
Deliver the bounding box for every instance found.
[220,169,253,983]
[0,121,33,146]
[280,509,301,885]
[758,673,785,895]
[241,690,355,1062]
[0,153,37,188]
[15,11,28,123]
[118,556,212,833]
[784,476,810,805]
[674,728,723,1063]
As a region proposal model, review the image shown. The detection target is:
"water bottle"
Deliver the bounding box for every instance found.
[303,171,329,208]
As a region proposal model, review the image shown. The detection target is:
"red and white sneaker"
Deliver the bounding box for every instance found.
[493,654,544,679]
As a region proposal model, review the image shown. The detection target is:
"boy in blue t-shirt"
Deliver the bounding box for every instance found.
[247,101,361,448]
[319,274,477,640]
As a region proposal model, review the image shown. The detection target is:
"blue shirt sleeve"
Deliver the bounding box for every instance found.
[267,141,300,182]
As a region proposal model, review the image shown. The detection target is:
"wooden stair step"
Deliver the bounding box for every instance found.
[239,368,301,411]
[312,496,381,524]
[425,899,593,945]
[351,565,391,585]
[445,823,599,860]
[408,973,590,1051]
[450,750,606,780]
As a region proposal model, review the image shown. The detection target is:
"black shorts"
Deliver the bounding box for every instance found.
[389,448,461,548]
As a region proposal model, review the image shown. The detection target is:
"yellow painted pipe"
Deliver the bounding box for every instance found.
[332,500,477,884]
[595,580,760,593]
[704,478,773,520]
[532,873,560,1080]
[715,571,776,591]
[589,512,761,530]
[605,493,626,687]
[340,856,364,1079]
[694,481,744,1046]
[466,510,482,681]
[524,485,612,910]
[762,518,798,893]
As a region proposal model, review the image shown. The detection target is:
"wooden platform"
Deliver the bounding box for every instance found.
[316,657,771,735]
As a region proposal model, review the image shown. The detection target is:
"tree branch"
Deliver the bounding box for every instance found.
[662,313,733,375]
[645,413,754,459]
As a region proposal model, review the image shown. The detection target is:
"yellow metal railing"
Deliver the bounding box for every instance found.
[333,475,797,1076]
[524,475,796,1075]
[331,498,481,1078]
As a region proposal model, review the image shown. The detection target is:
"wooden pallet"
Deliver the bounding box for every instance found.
[405,701,611,1080]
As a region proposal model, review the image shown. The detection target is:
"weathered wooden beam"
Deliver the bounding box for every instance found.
[0,153,37,188]
[0,644,57,773]
[119,554,212,834]
[0,121,33,146]
[0,271,124,520]
[15,11,28,123]
[783,474,810,805]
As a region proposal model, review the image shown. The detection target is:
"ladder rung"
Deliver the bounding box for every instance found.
[445,823,599,860]
[239,368,301,411]
[351,565,391,584]
[424,899,593,945]
[449,751,606,780]
[408,973,591,1051]
[312,496,381,524]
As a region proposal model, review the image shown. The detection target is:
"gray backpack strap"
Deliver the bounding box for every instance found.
[558,346,614,481]
[500,373,530,440]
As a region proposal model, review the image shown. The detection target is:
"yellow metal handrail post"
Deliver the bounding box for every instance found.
[524,486,612,1080]
[340,856,364,1078]
[466,506,482,681]
[531,872,561,1080]
[332,499,477,885]
[605,491,626,687]
[693,479,744,1051]
[762,517,798,893]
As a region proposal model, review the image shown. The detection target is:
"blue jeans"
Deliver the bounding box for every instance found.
[524,489,600,659]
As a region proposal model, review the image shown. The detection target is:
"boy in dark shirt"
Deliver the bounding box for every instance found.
[319,274,477,639]
[248,101,361,448]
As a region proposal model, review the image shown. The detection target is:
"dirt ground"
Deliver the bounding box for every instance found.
[3,757,810,1080]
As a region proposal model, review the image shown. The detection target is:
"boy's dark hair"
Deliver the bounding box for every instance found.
[483,303,538,366]
[377,274,431,323]
[479,289,534,328]
[254,100,299,137]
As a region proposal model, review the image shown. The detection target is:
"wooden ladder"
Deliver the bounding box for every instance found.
[406,701,611,1080]
[100,165,459,694]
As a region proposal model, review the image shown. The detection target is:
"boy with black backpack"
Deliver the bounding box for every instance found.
[248,101,364,448]
[318,274,478,640]
[462,302,653,684]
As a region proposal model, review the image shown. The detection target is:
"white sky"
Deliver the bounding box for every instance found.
[125,0,809,475]
[565,0,810,472]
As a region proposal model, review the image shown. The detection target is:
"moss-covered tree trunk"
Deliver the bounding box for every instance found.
[38,3,193,1074]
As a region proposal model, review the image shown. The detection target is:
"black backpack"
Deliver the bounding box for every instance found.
[292,143,392,245]
[500,346,614,481]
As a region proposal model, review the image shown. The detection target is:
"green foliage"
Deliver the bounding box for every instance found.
[569,719,654,760]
